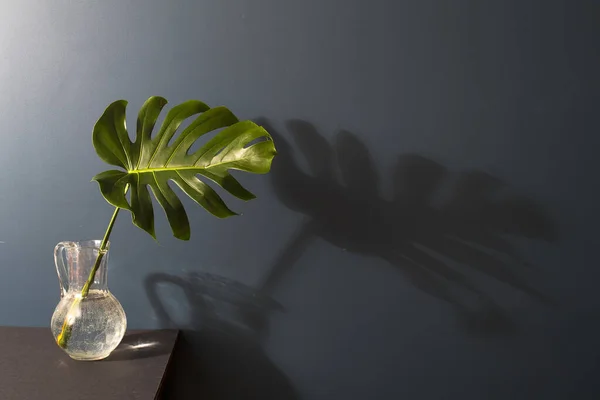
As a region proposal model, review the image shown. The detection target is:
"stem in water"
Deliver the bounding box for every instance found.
[56,206,121,349]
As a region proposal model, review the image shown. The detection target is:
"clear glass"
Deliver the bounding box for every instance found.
[50,240,126,361]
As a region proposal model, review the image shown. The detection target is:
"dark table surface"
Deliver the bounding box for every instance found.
[0,326,179,400]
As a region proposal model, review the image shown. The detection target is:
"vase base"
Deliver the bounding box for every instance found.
[67,352,111,361]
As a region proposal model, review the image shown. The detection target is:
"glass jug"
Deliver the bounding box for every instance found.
[50,240,127,360]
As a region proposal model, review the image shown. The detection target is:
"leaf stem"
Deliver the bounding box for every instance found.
[56,206,121,349]
[82,206,120,297]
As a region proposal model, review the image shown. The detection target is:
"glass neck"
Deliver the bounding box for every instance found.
[66,244,109,293]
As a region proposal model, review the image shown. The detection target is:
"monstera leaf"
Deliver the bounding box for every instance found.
[92,96,276,240]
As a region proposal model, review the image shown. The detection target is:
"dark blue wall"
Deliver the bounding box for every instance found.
[0,0,598,398]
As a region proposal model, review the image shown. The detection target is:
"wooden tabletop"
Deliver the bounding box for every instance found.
[0,326,179,400]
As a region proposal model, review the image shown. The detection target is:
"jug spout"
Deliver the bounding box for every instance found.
[54,242,72,298]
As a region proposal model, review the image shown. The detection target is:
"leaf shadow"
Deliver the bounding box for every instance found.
[143,118,558,398]
[260,118,558,336]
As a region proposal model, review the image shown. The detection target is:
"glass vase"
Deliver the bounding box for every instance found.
[50,240,126,361]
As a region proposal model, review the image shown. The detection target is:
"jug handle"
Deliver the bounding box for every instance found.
[54,242,70,298]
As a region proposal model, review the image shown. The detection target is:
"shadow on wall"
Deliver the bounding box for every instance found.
[260,118,558,335]
[145,119,558,399]
[145,272,297,400]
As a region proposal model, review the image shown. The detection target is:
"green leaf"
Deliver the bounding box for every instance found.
[92,97,276,240]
